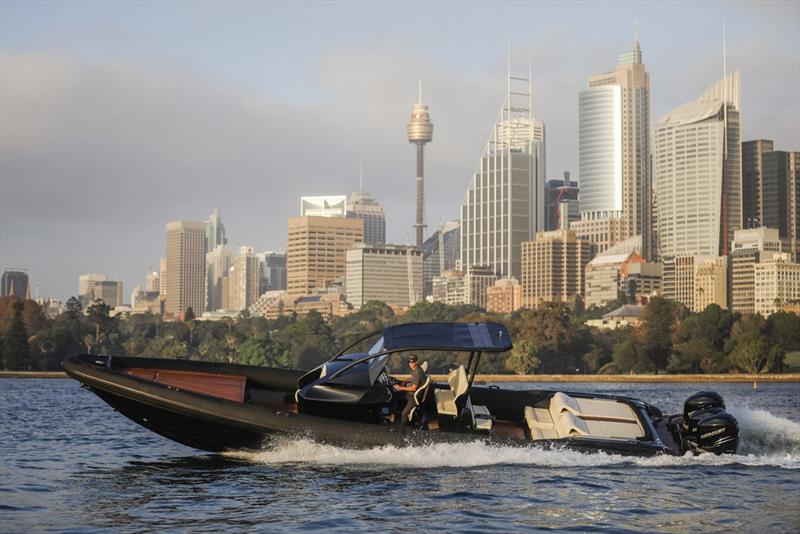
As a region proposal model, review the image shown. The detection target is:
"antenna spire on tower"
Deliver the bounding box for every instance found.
[359,161,364,192]
[723,20,728,157]
[635,18,639,42]
[418,79,422,104]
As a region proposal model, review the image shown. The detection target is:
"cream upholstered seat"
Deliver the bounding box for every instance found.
[549,392,639,423]
[408,375,432,424]
[471,402,493,431]
[434,365,468,417]
[525,393,645,441]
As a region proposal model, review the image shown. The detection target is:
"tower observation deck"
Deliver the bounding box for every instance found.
[407,81,433,248]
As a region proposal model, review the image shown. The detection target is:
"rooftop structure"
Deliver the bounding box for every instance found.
[300,196,348,218]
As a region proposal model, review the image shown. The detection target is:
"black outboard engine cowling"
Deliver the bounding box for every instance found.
[678,392,740,455]
[683,391,725,419]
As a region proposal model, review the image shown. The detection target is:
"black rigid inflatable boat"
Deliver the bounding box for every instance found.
[63,322,739,457]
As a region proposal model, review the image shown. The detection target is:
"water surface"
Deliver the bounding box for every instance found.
[1,379,798,532]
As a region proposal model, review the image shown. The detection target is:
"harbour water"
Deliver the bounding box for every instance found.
[1,379,798,532]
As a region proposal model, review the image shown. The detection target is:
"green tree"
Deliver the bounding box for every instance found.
[668,304,734,373]
[767,312,800,352]
[64,297,82,319]
[638,297,684,371]
[730,333,783,374]
[5,301,31,369]
[505,339,541,374]
[238,334,288,367]
[612,338,655,373]
[183,307,196,321]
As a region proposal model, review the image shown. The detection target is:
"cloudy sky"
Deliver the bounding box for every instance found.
[1,0,798,301]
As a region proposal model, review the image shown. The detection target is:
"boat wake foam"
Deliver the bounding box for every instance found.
[227,406,799,470]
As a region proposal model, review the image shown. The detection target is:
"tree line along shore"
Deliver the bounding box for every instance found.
[1,295,799,375]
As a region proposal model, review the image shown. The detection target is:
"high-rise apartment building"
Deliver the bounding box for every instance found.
[754,253,800,316]
[228,247,261,311]
[345,244,422,309]
[422,221,460,297]
[287,215,364,296]
[573,37,652,259]
[655,71,742,258]
[206,244,232,311]
[165,220,207,316]
[1,270,29,299]
[256,252,287,294]
[348,191,386,245]
[300,196,348,217]
[730,227,782,313]
[486,278,523,314]
[461,67,545,280]
[520,230,594,309]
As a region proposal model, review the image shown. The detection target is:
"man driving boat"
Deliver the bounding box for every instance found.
[393,354,427,425]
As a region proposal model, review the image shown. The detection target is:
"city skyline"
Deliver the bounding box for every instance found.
[1,1,799,300]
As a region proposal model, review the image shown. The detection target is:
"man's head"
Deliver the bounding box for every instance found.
[408,354,418,369]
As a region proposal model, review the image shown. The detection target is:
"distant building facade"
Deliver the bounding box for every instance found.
[78,273,122,307]
[754,253,800,316]
[730,227,782,313]
[165,220,207,316]
[486,278,523,314]
[300,196,348,217]
[460,69,545,280]
[545,174,579,231]
[206,245,232,311]
[287,215,364,296]
[655,71,742,258]
[345,244,422,309]
[1,270,29,300]
[576,37,652,259]
[431,266,496,309]
[348,191,386,245]
[520,230,594,309]
[584,252,661,308]
[693,256,728,312]
[228,247,261,311]
[421,221,460,297]
[257,252,287,294]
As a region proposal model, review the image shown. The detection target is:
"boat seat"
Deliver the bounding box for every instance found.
[434,365,468,417]
[524,405,558,440]
[471,402,493,431]
[408,375,432,425]
[549,392,639,423]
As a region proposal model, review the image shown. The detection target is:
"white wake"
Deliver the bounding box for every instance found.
[227,406,800,470]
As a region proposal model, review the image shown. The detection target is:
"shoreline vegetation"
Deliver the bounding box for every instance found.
[2,296,800,376]
[4,371,799,382]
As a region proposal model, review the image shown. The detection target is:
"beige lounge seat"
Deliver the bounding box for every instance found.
[434,365,468,417]
[524,405,558,440]
[549,392,639,423]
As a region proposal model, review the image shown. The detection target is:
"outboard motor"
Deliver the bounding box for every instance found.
[677,392,740,455]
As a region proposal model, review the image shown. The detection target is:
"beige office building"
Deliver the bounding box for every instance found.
[206,244,233,311]
[431,266,497,309]
[576,37,652,258]
[165,220,207,316]
[78,273,123,307]
[655,71,742,258]
[287,215,364,296]
[486,278,523,314]
[730,227,782,313]
[228,247,261,311]
[520,230,594,308]
[754,253,800,316]
[345,244,422,309]
[693,256,728,312]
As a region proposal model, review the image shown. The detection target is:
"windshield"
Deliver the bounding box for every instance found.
[368,336,385,356]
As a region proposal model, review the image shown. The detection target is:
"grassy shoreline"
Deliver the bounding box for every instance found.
[3,370,799,382]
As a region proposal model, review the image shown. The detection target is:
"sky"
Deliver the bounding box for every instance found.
[1,0,798,301]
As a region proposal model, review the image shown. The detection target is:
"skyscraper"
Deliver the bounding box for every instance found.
[256,251,287,293]
[520,230,594,309]
[655,71,742,258]
[742,139,774,229]
[460,63,545,280]
[205,208,227,252]
[206,244,232,311]
[407,81,433,248]
[348,191,386,245]
[572,35,652,258]
[1,270,29,300]
[421,220,460,297]
[345,244,422,309]
[165,220,207,316]
[544,174,579,231]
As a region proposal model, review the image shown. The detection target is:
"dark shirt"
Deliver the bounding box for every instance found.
[409,366,426,389]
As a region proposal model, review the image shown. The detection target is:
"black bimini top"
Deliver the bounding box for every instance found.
[380,322,512,353]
